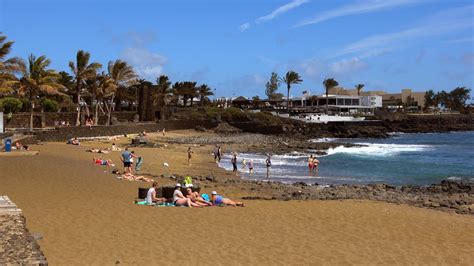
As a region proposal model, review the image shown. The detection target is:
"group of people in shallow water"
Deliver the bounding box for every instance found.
[145,182,245,207]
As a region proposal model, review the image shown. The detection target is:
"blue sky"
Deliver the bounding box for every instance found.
[1,0,473,98]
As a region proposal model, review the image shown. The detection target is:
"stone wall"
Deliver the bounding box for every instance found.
[33,120,218,142]
[3,112,137,128]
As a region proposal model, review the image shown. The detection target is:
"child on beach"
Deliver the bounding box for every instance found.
[187,147,193,165]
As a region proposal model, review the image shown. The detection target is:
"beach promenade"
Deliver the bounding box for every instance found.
[0,131,473,264]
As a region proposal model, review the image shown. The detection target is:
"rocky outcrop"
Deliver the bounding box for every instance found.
[0,214,47,265]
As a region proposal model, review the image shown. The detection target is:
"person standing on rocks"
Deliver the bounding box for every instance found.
[265,155,272,178]
[231,152,238,175]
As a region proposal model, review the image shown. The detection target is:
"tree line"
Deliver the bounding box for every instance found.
[424,87,471,112]
[0,33,214,130]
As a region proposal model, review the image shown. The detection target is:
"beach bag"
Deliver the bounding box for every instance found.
[184,176,193,186]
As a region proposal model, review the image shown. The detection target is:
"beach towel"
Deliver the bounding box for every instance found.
[135,156,143,171]
[135,201,175,207]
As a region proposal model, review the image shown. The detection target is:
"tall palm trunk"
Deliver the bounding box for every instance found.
[75,93,81,126]
[29,94,34,132]
[325,89,329,114]
[106,93,115,125]
[287,84,290,112]
[94,103,99,126]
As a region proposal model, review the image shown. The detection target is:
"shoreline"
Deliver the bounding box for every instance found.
[0,129,473,264]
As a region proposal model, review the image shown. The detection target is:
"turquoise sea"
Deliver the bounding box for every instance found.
[219,131,474,185]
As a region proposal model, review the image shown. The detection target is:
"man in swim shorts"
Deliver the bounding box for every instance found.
[121,148,132,173]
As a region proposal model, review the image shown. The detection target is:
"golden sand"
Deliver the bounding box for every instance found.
[0,131,472,265]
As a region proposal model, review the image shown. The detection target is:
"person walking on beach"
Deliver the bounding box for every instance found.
[231,152,238,175]
[187,147,193,165]
[215,145,222,163]
[265,155,272,178]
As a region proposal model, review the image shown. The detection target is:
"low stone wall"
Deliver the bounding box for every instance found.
[0,196,47,265]
[34,120,218,142]
[3,112,137,128]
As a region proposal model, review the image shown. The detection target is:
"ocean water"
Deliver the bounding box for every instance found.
[218,131,474,185]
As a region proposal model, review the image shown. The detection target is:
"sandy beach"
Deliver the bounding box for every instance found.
[0,130,473,265]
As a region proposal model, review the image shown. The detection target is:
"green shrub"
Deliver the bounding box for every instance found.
[248,111,282,125]
[189,111,205,120]
[225,107,249,121]
[0,97,23,113]
[20,99,31,112]
[40,98,59,112]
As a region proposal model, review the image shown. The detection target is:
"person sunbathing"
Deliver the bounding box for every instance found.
[68,138,80,145]
[146,182,167,205]
[173,184,200,207]
[93,158,115,166]
[185,187,212,206]
[111,143,122,151]
[120,172,154,182]
[211,191,245,207]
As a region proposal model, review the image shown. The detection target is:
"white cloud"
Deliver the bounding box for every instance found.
[256,0,310,24]
[121,47,167,79]
[296,0,424,27]
[329,57,367,75]
[238,0,309,31]
[238,22,251,32]
[337,5,474,57]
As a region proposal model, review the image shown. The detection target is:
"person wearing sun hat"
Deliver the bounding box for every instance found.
[173,183,199,207]
[211,191,245,207]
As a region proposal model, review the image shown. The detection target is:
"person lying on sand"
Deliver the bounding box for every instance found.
[185,187,212,206]
[146,182,167,205]
[67,138,80,145]
[93,158,115,167]
[211,191,245,207]
[14,142,29,151]
[173,184,200,207]
[120,172,154,182]
[88,149,110,154]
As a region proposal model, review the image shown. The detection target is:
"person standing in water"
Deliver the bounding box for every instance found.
[308,155,314,173]
[248,159,254,176]
[231,152,238,175]
[265,155,272,178]
[312,156,320,174]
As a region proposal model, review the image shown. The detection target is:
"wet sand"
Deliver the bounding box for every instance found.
[0,131,473,264]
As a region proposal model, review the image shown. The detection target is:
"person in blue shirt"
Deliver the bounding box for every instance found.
[121,147,138,174]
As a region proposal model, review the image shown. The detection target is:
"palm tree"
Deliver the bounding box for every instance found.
[19,54,64,131]
[282,71,303,112]
[355,84,364,96]
[0,33,25,96]
[198,84,214,106]
[323,78,339,114]
[155,75,172,120]
[95,72,117,125]
[69,50,102,126]
[106,59,137,124]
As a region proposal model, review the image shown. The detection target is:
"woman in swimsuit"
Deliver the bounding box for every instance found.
[185,187,212,206]
[308,155,314,173]
[173,184,200,207]
[211,191,244,207]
